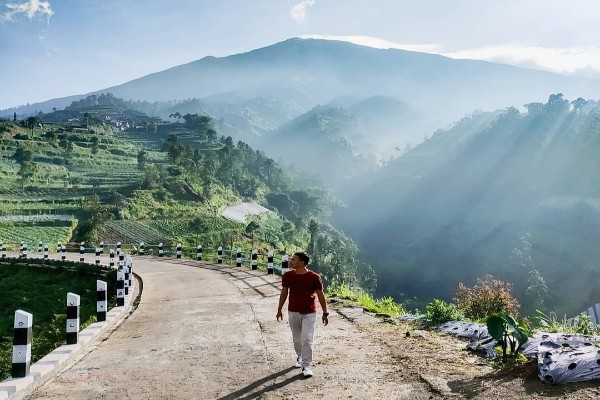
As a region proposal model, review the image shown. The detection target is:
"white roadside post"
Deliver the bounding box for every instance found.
[97,280,107,322]
[116,271,125,306]
[158,243,164,257]
[251,249,258,270]
[66,293,80,345]
[79,242,85,262]
[109,248,115,268]
[123,264,130,295]
[38,241,43,253]
[116,241,122,257]
[176,243,182,259]
[236,248,242,267]
[1,242,6,259]
[99,241,104,254]
[43,243,49,262]
[61,244,66,261]
[217,246,223,264]
[196,244,202,261]
[139,242,144,256]
[126,256,133,290]
[281,254,289,275]
[95,247,101,266]
[267,251,274,274]
[11,310,33,378]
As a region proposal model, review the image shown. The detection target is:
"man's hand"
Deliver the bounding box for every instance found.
[276,310,283,321]
[322,314,329,326]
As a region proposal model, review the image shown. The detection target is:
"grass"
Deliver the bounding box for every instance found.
[327,283,406,317]
[0,259,117,380]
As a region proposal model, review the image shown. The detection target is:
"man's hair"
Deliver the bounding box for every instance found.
[294,252,310,265]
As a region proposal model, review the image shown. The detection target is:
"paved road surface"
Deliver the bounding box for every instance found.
[25,257,435,399]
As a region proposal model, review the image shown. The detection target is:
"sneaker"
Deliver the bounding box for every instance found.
[294,356,302,368]
[301,367,313,377]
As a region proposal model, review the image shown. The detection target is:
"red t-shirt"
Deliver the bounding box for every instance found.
[282,269,323,314]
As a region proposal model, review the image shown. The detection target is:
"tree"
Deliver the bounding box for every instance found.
[526,269,548,311]
[76,194,114,242]
[12,146,33,165]
[91,136,99,154]
[307,218,319,255]
[137,150,148,171]
[18,161,38,187]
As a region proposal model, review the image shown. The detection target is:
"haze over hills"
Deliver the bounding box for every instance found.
[332,94,600,316]
[5,37,600,160]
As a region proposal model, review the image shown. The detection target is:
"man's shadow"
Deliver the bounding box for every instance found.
[217,366,304,400]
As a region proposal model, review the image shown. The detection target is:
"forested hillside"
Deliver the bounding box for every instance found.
[0,96,376,292]
[334,94,600,316]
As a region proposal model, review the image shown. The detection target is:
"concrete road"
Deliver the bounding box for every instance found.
[25,256,435,399]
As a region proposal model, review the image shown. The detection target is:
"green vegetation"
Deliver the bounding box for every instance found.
[1,94,373,295]
[483,312,531,365]
[454,275,520,320]
[327,283,405,317]
[425,299,465,325]
[0,260,117,380]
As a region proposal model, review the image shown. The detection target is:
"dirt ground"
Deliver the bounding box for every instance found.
[330,298,600,399]
[20,255,600,399]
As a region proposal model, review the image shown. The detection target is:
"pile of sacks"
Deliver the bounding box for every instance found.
[439,321,600,384]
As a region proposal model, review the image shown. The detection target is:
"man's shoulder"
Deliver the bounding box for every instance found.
[306,269,322,279]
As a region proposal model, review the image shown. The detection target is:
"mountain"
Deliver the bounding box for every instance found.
[332,94,600,316]
[5,37,600,146]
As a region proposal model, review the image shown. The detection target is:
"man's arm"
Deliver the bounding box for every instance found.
[276,286,289,321]
[316,290,329,326]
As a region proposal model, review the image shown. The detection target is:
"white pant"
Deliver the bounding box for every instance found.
[288,311,317,367]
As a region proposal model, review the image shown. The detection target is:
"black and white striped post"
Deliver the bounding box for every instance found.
[119,251,125,269]
[21,242,28,259]
[95,247,101,265]
[57,242,61,254]
[126,257,133,289]
[139,242,145,256]
[11,310,33,378]
[196,244,202,261]
[251,249,258,270]
[19,241,24,258]
[281,254,289,273]
[61,244,66,261]
[96,280,107,322]
[236,248,242,267]
[1,242,6,259]
[158,243,164,257]
[99,241,104,254]
[43,244,49,262]
[116,271,125,306]
[123,265,130,295]
[66,293,80,345]
[116,241,122,257]
[38,241,43,253]
[217,246,223,264]
[109,249,115,268]
[79,242,85,263]
[176,243,182,259]
[267,251,274,274]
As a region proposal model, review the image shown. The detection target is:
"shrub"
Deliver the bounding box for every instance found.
[454,275,520,320]
[425,299,465,325]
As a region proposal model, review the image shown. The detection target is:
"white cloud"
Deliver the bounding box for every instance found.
[299,35,600,78]
[443,45,600,76]
[300,34,440,53]
[290,0,315,23]
[0,0,54,23]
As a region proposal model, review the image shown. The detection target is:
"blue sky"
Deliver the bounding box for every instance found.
[1,0,600,109]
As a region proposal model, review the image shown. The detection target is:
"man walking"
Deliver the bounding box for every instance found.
[276,252,329,377]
